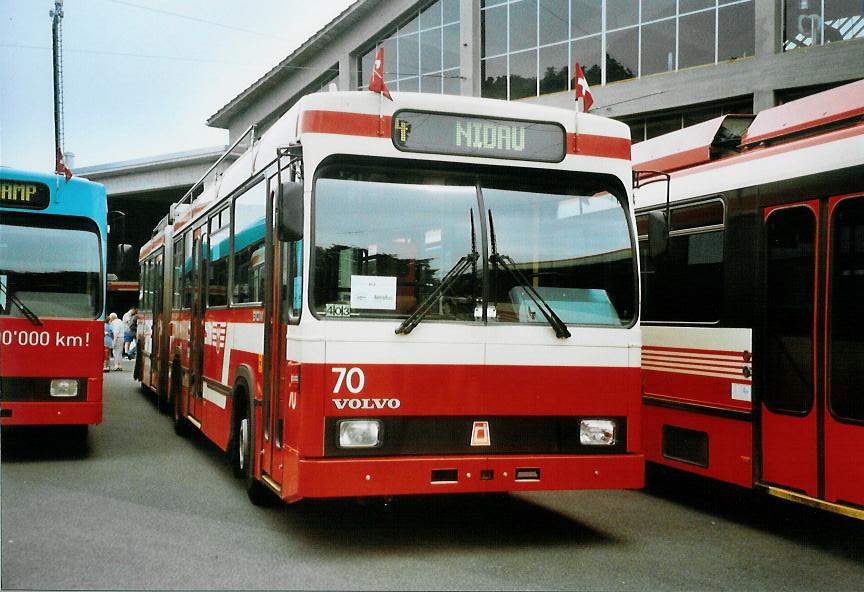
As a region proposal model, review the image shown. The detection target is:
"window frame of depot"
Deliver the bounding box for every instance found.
[637,196,726,325]
[479,0,755,100]
[782,0,864,52]
[355,0,461,95]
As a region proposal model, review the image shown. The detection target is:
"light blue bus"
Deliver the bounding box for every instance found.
[0,168,107,435]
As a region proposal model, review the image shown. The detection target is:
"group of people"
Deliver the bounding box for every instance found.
[104,307,138,372]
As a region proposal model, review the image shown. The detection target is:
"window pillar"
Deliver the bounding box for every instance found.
[460,0,481,96]
[339,55,351,91]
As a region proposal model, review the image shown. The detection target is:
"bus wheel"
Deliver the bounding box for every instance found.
[157,382,170,415]
[229,395,246,478]
[240,400,273,506]
[171,363,191,437]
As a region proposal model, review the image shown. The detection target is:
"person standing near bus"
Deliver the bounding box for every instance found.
[103,321,112,372]
[122,307,137,358]
[109,312,124,371]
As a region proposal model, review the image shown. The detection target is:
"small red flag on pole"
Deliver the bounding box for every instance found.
[368,47,392,101]
[574,63,594,112]
[55,146,73,181]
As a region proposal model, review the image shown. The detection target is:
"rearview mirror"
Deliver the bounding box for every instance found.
[278,182,304,242]
[647,210,668,258]
[116,243,133,266]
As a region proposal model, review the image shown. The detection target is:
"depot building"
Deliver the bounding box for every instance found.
[81,0,864,310]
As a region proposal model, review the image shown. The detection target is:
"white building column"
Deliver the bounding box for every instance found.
[460,0,481,97]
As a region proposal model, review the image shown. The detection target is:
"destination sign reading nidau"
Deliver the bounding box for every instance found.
[392,111,565,162]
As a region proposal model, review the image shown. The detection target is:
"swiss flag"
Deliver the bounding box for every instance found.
[573,62,594,112]
[55,147,73,181]
[368,47,392,101]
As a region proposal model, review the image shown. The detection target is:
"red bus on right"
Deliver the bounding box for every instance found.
[633,78,864,519]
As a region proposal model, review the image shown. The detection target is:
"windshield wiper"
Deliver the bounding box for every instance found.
[487,210,570,339]
[0,281,43,326]
[396,209,479,336]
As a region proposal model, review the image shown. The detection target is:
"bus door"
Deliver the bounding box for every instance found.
[149,252,164,392]
[760,201,819,498]
[760,196,864,510]
[262,172,303,496]
[822,194,864,509]
[187,226,207,422]
[261,179,283,489]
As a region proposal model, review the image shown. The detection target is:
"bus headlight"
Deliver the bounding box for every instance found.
[50,379,79,397]
[580,419,617,446]
[338,420,382,448]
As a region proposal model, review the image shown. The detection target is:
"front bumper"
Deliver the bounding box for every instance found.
[291,453,644,500]
[0,401,102,426]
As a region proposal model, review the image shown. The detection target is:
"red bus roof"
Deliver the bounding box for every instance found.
[741,78,864,146]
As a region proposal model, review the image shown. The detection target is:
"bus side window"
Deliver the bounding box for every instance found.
[638,198,725,323]
[172,237,184,310]
[232,181,266,305]
[183,231,195,309]
[208,208,230,307]
[282,240,302,324]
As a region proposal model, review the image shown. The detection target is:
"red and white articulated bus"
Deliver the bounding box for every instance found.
[0,169,108,439]
[633,79,864,519]
[136,90,643,505]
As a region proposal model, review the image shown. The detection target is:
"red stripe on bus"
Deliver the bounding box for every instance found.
[568,133,631,160]
[298,111,631,160]
[299,110,392,138]
[643,345,747,358]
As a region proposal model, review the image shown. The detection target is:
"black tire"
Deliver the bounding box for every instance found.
[228,392,246,478]
[240,398,274,506]
[171,363,192,437]
[157,380,170,415]
[132,351,142,381]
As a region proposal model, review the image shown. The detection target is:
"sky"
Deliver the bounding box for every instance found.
[0,0,355,172]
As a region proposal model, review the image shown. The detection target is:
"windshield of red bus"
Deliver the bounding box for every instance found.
[0,213,102,319]
[311,160,636,328]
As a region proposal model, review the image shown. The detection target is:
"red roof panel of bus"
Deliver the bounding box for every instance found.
[741,78,864,146]
[631,115,751,173]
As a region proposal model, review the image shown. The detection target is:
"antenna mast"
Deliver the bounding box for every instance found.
[50,0,65,156]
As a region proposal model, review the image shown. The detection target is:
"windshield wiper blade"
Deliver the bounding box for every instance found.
[396,210,479,336]
[0,281,43,326]
[487,210,570,339]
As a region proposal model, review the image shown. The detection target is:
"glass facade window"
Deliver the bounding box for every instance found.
[357,0,461,95]
[783,0,864,51]
[481,0,755,100]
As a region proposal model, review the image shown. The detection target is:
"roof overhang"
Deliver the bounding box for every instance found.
[206,0,388,130]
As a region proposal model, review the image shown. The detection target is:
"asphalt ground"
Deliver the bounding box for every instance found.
[2,360,863,591]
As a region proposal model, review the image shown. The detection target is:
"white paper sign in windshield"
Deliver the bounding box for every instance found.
[350,275,397,310]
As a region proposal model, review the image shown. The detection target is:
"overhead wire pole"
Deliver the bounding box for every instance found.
[50,0,71,179]
[51,1,64,156]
